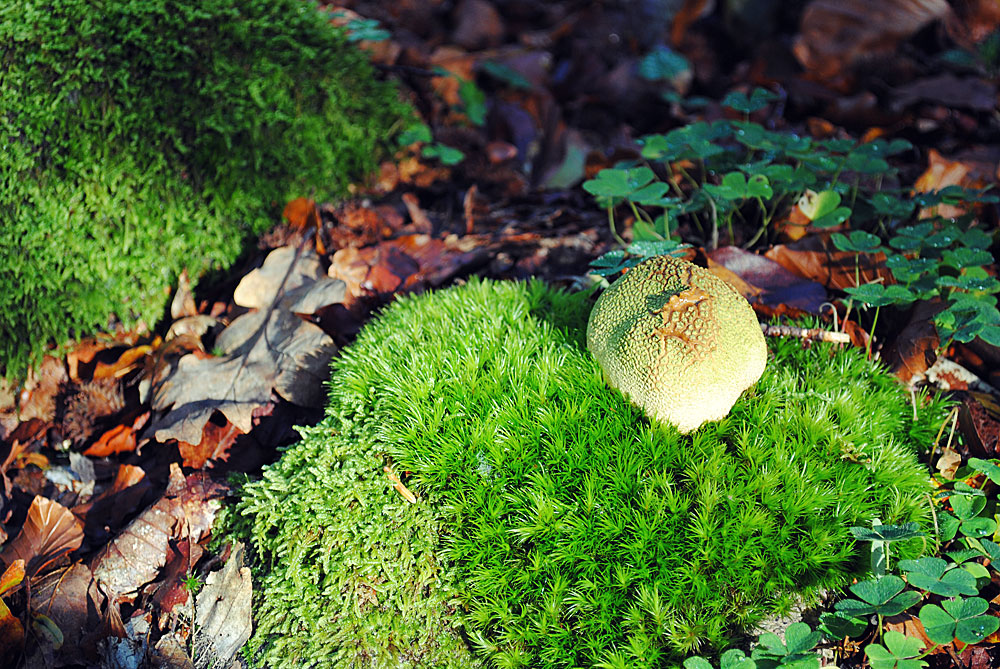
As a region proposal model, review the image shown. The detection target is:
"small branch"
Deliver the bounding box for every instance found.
[761,323,851,344]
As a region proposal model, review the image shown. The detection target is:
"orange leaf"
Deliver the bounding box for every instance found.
[913,149,977,219]
[0,560,25,597]
[282,197,319,231]
[0,497,84,577]
[84,411,149,457]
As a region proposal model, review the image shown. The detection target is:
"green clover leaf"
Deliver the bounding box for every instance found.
[920,596,1000,645]
[864,630,927,669]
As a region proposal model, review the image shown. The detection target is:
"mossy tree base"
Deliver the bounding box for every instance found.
[0,0,409,377]
[230,278,948,668]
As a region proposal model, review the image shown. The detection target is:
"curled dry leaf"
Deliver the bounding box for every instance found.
[148,245,346,445]
[1,496,83,577]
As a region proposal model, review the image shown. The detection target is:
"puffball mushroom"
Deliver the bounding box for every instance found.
[587,255,768,433]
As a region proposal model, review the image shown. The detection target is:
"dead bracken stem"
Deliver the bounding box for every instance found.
[760,323,851,344]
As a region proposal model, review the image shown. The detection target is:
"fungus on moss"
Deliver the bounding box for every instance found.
[228,278,948,667]
[587,255,768,433]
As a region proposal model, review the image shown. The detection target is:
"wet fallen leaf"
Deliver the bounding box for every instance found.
[1,496,84,578]
[148,248,345,445]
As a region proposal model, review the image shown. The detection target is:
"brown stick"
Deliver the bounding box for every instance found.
[761,323,851,344]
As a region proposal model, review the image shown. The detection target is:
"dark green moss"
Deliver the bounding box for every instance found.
[234,278,949,667]
[0,0,410,377]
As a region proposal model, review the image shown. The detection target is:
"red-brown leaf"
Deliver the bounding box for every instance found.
[1,496,83,577]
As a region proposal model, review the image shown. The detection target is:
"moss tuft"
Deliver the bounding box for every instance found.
[0,0,410,377]
[233,278,949,667]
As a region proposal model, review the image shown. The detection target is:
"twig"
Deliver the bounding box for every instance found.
[760,323,851,344]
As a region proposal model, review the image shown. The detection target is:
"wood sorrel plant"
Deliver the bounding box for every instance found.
[584,87,1000,351]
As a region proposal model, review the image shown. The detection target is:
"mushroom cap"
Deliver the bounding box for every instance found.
[587,255,767,433]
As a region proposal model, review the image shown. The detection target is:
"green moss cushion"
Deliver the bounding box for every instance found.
[0,0,409,377]
[234,278,947,668]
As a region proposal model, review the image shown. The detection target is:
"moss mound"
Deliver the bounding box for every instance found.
[0,0,409,377]
[234,278,948,668]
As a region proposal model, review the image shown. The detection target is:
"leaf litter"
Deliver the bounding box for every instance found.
[1,0,1000,666]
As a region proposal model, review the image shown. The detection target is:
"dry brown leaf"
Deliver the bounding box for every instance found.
[90,464,225,601]
[709,246,828,313]
[913,149,981,220]
[28,562,104,664]
[176,412,242,469]
[794,0,951,82]
[148,256,345,445]
[84,412,149,458]
[75,464,152,546]
[1,496,83,577]
[233,246,325,311]
[193,542,253,667]
[765,237,892,292]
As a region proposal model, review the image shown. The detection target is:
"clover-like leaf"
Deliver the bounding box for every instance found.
[920,596,999,645]
[851,523,924,542]
[969,458,1000,486]
[722,87,779,114]
[818,611,867,640]
[865,630,927,669]
[899,557,979,597]
[942,247,994,270]
[751,622,821,669]
[638,46,691,83]
[583,166,656,200]
[844,283,895,308]
[832,230,883,254]
[835,576,921,617]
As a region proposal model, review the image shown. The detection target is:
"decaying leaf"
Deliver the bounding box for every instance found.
[148,245,345,445]
[28,562,104,664]
[193,542,252,668]
[1,496,84,577]
[0,559,25,659]
[708,246,828,314]
[89,465,226,602]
